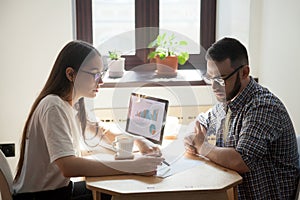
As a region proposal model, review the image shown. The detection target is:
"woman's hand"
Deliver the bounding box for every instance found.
[105,155,164,174]
[131,156,164,175]
[101,129,118,144]
[134,137,162,156]
[86,122,121,145]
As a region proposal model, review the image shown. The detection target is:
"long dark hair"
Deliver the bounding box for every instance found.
[15,40,100,181]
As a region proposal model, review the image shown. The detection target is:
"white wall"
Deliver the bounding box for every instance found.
[216,0,300,134]
[0,0,74,175]
[216,0,252,70]
[257,0,300,134]
[0,0,299,183]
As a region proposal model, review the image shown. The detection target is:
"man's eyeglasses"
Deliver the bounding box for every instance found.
[202,64,245,86]
[80,70,106,82]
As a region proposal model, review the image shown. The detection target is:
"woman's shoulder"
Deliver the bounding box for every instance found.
[41,94,63,103]
[39,94,69,111]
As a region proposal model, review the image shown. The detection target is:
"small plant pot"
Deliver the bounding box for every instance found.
[155,56,178,76]
[107,58,125,78]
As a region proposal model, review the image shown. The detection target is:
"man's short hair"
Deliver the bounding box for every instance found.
[205,37,249,69]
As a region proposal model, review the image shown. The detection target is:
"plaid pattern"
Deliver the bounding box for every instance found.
[197,77,299,199]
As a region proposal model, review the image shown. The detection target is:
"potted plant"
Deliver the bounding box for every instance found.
[147,33,189,76]
[107,50,125,78]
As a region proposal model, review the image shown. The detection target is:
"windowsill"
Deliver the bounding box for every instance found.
[102,69,206,88]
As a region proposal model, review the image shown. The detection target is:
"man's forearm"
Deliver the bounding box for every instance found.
[199,143,250,174]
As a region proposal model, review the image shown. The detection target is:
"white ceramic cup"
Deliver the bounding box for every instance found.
[112,135,134,159]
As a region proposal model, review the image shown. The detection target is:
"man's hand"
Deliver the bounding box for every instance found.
[184,134,197,155]
[193,121,207,150]
[184,121,207,155]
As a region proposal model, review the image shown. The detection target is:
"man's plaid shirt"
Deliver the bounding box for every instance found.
[197,77,299,199]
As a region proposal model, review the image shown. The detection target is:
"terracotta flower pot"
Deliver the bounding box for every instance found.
[155,56,178,76]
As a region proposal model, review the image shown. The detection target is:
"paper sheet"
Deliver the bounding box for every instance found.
[156,155,203,178]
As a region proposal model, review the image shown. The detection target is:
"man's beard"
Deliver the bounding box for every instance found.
[226,74,241,101]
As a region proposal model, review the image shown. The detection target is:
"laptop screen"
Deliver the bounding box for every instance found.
[125,93,169,144]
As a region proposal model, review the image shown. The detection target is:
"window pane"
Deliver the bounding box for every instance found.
[92,0,135,55]
[160,0,201,54]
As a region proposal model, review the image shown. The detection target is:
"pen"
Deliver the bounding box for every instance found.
[163,160,170,166]
[144,152,170,166]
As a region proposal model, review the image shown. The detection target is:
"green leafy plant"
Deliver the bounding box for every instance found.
[108,50,121,60]
[147,33,189,65]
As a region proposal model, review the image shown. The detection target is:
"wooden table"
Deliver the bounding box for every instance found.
[86,153,242,200]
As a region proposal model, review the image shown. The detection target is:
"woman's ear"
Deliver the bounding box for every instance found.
[66,67,75,82]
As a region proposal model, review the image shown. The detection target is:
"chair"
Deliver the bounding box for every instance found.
[295,135,300,200]
[0,150,13,200]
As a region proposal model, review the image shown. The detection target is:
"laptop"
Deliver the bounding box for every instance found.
[98,93,169,150]
[125,92,169,145]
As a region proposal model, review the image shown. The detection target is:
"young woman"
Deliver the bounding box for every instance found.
[13,40,163,200]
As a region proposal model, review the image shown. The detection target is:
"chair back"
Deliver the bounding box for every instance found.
[295,135,300,200]
[297,135,300,166]
[0,150,13,200]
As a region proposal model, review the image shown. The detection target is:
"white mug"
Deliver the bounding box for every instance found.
[112,135,134,159]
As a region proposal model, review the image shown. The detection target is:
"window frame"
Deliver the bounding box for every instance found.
[75,0,216,70]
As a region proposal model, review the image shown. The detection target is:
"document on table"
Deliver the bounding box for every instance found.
[156,155,203,178]
[156,124,204,178]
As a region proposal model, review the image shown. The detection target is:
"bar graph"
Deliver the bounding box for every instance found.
[135,109,159,121]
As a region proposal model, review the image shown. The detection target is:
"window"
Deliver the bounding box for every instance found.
[76,0,216,70]
[92,0,135,55]
[160,0,201,54]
